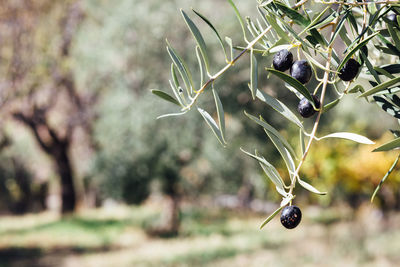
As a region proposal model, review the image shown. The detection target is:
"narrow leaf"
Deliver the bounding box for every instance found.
[225,37,234,61]
[192,9,228,62]
[337,32,379,74]
[323,98,340,113]
[151,89,180,106]
[227,0,247,42]
[212,88,226,143]
[256,90,303,128]
[157,111,188,119]
[371,154,400,202]
[373,96,400,119]
[266,68,314,106]
[274,2,309,26]
[240,148,286,190]
[373,137,400,152]
[298,178,327,195]
[166,41,193,94]
[244,111,297,160]
[319,132,375,145]
[264,13,291,43]
[198,108,226,146]
[181,9,210,72]
[358,77,400,98]
[328,10,348,46]
[260,206,283,229]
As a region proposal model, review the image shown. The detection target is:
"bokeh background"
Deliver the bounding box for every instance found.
[0,0,399,266]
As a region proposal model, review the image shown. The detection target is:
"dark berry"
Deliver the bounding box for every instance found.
[273,49,293,72]
[280,205,302,229]
[290,60,312,84]
[338,58,360,81]
[297,95,320,118]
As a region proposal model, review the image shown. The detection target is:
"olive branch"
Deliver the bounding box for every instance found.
[153,0,400,228]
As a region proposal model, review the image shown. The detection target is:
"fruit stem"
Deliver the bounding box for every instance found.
[288,5,343,203]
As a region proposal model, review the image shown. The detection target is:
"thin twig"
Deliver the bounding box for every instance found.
[288,5,343,199]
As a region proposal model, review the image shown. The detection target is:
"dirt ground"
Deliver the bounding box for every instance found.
[0,203,399,267]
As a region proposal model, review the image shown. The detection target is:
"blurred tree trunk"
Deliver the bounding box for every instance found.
[13,109,77,213]
[1,1,98,214]
[54,140,76,213]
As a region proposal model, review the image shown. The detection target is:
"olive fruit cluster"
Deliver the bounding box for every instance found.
[273,49,318,118]
[273,49,312,84]
[280,205,302,229]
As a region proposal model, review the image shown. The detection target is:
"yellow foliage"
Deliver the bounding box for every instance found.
[301,132,400,193]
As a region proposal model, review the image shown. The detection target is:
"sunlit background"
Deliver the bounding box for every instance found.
[0,0,399,266]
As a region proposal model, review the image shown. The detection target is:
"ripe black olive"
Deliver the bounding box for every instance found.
[290,60,312,84]
[280,205,302,229]
[297,95,321,118]
[338,58,360,82]
[273,49,293,72]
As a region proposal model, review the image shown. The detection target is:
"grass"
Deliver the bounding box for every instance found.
[0,202,399,266]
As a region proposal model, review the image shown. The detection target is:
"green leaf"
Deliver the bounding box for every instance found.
[328,10,348,46]
[198,108,226,146]
[240,148,286,191]
[192,9,228,62]
[358,77,400,97]
[373,96,400,119]
[227,0,247,42]
[388,23,400,49]
[157,111,188,120]
[373,67,396,79]
[256,90,303,128]
[298,178,327,195]
[264,13,291,43]
[301,6,331,33]
[373,137,400,152]
[266,68,314,106]
[244,111,297,160]
[171,64,180,88]
[225,37,234,61]
[337,32,379,75]
[264,127,296,176]
[259,206,283,229]
[319,132,375,144]
[348,85,363,94]
[250,49,258,100]
[166,41,194,94]
[168,80,184,106]
[212,88,226,144]
[371,154,400,202]
[151,89,180,106]
[323,99,340,113]
[274,2,309,26]
[378,64,400,74]
[181,9,210,73]
[361,53,381,84]
[195,46,205,87]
